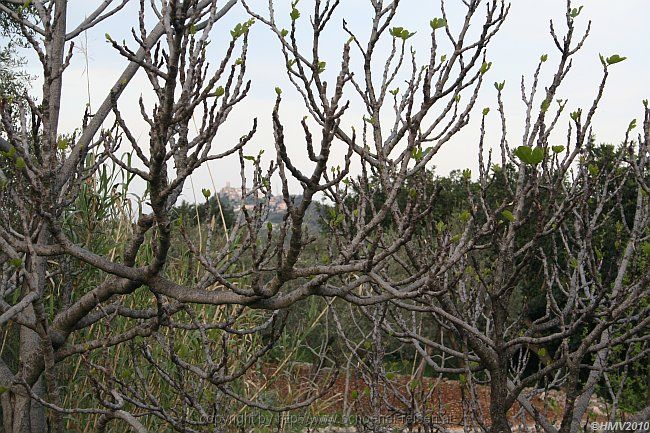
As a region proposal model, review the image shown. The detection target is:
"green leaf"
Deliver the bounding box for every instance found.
[275,87,282,96]
[514,145,543,165]
[482,107,490,116]
[627,119,637,133]
[243,155,255,161]
[230,19,254,40]
[569,6,583,18]
[280,28,289,37]
[385,372,395,380]
[501,210,515,223]
[9,258,22,268]
[514,146,532,164]
[436,221,446,233]
[540,98,551,113]
[105,33,112,42]
[480,61,492,75]
[570,8,584,20]
[408,188,417,200]
[290,7,300,21]
[551,145,565,154]
[201,188,211,199]
[231,24,242,39]
[494,81,505,91]
[214,86,225,97]
[389,88,399,96]
[411,146,423,162]
[189,24,197,35]
[0,386,8,394]
[588,164,599,176]
[606,54,627,65]
[390,27,415,40]
[460,210,471,222]
[540,54,548,62]
[57,138,68,150]
[317,61,326,73]
[570,109,582,122]
[430,18,447,30]
[462,168,471,180]
[350,390,359,399]
[2,145,15,158]
[267,222,273,232]
[537,348,548,358]
[440,54,447,62]
[15,157,26,170]
[401,29,415,40]
[530,147,545,164]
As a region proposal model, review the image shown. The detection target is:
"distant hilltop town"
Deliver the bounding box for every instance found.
[218,183,321,230]
[219,182,288,212]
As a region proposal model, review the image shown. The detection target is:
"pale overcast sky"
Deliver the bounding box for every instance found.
[17,1,650,200]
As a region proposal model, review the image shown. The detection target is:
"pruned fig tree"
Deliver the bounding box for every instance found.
[0,0,647,433]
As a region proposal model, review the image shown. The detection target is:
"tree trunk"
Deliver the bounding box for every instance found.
[1,258,49,433]
[489,369,513,433]
[1,379,45,433]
